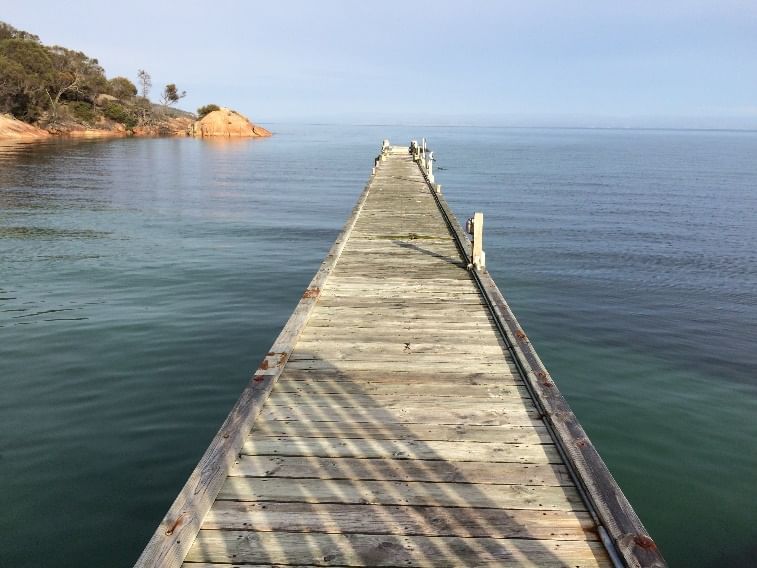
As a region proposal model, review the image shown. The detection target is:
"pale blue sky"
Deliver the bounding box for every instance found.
[5,0,757,127]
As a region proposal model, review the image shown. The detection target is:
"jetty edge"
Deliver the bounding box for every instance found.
[135,140,665,567]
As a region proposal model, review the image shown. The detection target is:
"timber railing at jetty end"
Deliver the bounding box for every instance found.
[135,139,666,567]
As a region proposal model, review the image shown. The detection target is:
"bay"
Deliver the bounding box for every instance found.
[1,125,755,567]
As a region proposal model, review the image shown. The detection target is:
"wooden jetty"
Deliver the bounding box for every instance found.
[136,141,665,567]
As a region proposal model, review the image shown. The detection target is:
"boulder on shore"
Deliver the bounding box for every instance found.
[0,114,50,140]
[191,107,271,138]
[133,116,194,137]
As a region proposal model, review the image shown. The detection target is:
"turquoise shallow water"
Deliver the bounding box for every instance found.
[1,126,756,567]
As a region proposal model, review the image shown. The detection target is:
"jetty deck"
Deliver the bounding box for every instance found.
[136,143,664,567]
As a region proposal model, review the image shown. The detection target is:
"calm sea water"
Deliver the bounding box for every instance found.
[1,125,755,567]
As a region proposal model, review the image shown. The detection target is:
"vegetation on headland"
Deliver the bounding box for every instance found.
[0,21,201,137]
[197,104,220,119]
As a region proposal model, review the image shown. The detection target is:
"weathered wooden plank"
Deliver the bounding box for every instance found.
[331,270,472,280]
[335,248,463,257]
[202,501,599,540]
[260,404,541,427]
[251,420,548,443]
[265,392,531,408]
[296,335,507,348]
[241,436,560,463]
[185,531,610,566]
[333,258,466,269]
[294,340,506,353]
[300,323,498,332]
[272,380,528,397]
[319,287,481,296]
[310,305,491,315]
[286,356,512,368]
[316,298,487,308]
[318,296,482,304]
[337,253,461,261]
[276,369,521,384]
[322,276,473,286]
[217,477,586,510]
[331,264,469,273]
[304,319,500,331]
[229,454,573,485]
[304,317,495,327]
[283,360,512,372]
[289,348,509,362]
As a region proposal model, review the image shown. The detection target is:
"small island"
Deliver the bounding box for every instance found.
[0,21,270,140]
[192,106,271,138]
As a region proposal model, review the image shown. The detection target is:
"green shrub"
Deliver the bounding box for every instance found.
[108,76,137,100]
[197,103,220,119]
[66,101,96,124]
[103,102,137,128]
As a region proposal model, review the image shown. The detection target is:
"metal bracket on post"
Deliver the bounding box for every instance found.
[465,212,486,271]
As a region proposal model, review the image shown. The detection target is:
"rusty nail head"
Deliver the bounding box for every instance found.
[165,513,185,536]
[303,288,320,299]
[634,535,657,550]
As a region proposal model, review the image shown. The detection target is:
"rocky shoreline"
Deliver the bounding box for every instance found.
[0,108,270,141]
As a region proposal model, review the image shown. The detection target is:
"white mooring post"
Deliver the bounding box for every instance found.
[427,151,434,182]
[466,212,486,271]
[380,139,389,161]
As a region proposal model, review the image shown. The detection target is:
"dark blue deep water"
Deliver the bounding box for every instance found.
[1,125,755,567]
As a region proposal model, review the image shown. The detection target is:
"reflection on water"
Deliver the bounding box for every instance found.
[0,226,110,238]
[0,126,756,567]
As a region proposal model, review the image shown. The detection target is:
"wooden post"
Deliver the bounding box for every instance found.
[435,183,442,194]
[427,151,434,181]
[466,212,485,271]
